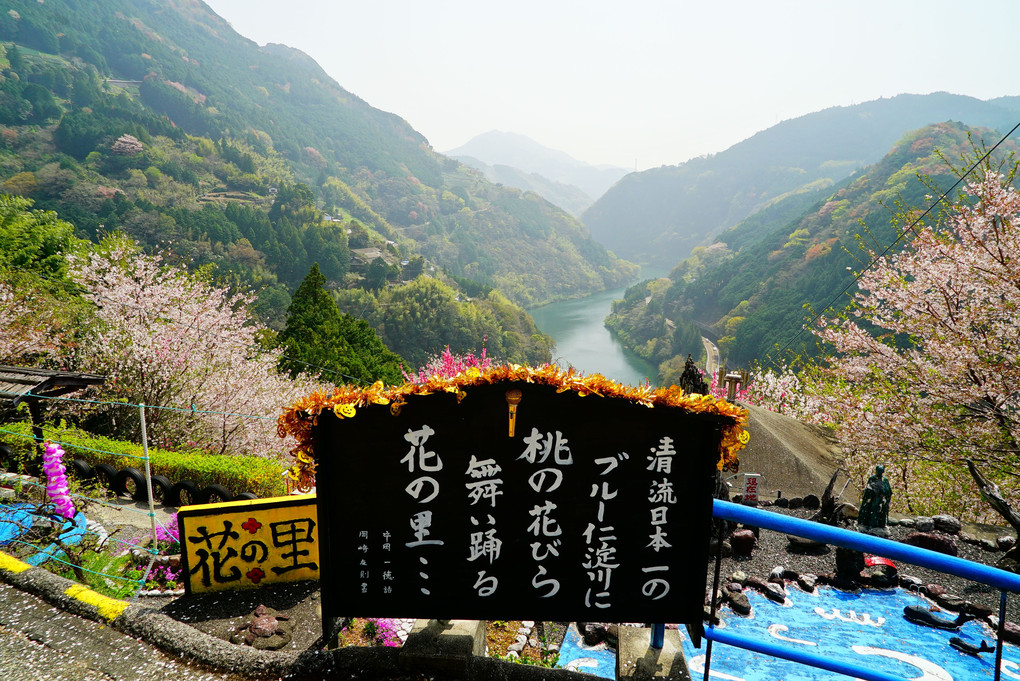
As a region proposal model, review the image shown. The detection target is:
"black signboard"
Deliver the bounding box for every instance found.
[314,381,723,631]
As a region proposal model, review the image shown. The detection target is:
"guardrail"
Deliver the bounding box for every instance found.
[700,498,1020,681]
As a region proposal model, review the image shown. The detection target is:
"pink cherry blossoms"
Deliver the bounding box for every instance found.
[810,169,1020,519]
[43,442,76,519]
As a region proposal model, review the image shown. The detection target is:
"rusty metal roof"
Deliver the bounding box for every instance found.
[0,365,106,407]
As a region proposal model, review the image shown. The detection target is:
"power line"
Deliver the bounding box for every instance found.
[765,120,1020,370]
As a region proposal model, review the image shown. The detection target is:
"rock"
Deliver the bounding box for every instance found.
[788,496,804,510]
[904,532,958,556]
[760,499,773,507]
[703,605,720,625]
[730,529,756,556]
[866,564,897,588]
[998,535,1017,551]
[725,581,743,593]
[508,641,525,653]
[839,503,859,521]
[934,593,966,611]
[802,494,820,510]
[914,517,935,532]
[965,601,995,618]
[730,570,748,585]
[899,574,923,589]
[768,566,785,584]
[774,497,790,508]
[579,623,608,646]
[933,515,962,535]
[958,531,979,545]
[834,547,865,578]
[787,534,827,553]
[886,518,899,526]
[529,637,540,648]
[731,494,743,504]
[863,526,891,538]
[898,518,915,528]
[797,574,818,593]
[762,582,787,603]
[1002,620,1020,645]
[745,576,768,592]
[708,538,733,557]
[726,590,752,615]
[926,584,947,598]
[980,538,999,552]
[521,620,535,629]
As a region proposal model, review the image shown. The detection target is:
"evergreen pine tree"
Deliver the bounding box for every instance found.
[278,263,405,385]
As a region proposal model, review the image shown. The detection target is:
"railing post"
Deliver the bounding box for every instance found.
[650,623,664,649]
[996,590,1007,681]
[138,403,157,550]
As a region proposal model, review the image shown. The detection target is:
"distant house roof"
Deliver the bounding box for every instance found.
[0,365,106,407]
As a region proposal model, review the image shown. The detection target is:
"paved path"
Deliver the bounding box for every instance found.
[0,583,243,681]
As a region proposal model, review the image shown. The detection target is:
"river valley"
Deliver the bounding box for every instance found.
[527,270,668,387]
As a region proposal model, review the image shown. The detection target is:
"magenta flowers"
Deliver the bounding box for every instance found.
[42,442,76,519]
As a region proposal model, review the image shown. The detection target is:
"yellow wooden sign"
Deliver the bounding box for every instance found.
[177,494,318,594]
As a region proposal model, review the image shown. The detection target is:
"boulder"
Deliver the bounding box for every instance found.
[708,538,733,558]
[898,517,916,528]
[797,573,818,593]
[933,593,967,611]
[932,515,962,535]
[730,570,748,585]
[899,574,923,589]
[965,601,995,618]
[788,496,804,510]
[774,497,790,508]
[730,529,756,556]
[726,590,752,616]
[802,494,820,510]
[866,564,897,588]
[762,582,787,603]
[904,532,958,556]
[787,534,827,553]
[925,583,947,598]
[834,547,865,579]
[768,565,785,584]
[998,535,1017,552]
[914,517,935,532]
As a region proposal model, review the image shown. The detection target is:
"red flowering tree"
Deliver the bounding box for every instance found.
[812,170,1020,518]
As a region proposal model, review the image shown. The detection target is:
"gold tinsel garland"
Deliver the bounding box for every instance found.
[277,364,749,492]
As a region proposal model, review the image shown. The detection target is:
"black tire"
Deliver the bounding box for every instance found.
[93,463,118,490]
[199,483,233,504]
[69,459,93,481]
[168,480,201,507]
[0,444,16,472]
[233,492,258,500]
[113,467,146,499]
[148,475,172,505]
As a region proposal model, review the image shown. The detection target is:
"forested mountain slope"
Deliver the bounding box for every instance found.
[0,0,634,315]
[606,122,1020,375]
[584,93,1020,267]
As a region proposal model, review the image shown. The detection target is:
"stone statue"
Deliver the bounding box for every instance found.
[858,464,892,533]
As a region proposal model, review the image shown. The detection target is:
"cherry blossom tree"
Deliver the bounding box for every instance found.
[67,236,319,459]
[811,169,1020,518]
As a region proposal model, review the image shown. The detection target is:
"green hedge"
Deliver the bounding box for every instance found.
[0,421,286,498]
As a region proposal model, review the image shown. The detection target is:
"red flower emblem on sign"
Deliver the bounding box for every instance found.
[246,567,266,584]
[241,517,262,534]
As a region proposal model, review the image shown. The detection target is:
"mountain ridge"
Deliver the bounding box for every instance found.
[584,92,1020,268]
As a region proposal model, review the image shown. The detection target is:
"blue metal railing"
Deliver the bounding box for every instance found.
[702,499,1020,681]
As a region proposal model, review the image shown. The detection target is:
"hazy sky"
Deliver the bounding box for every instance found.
[202,0,1020,171]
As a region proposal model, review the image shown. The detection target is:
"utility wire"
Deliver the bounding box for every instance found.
[765,120,1020,370]
[0,390,278,420]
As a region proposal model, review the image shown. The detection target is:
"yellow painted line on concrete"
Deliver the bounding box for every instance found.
[65,583,130,622]
[0,551,30,573]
